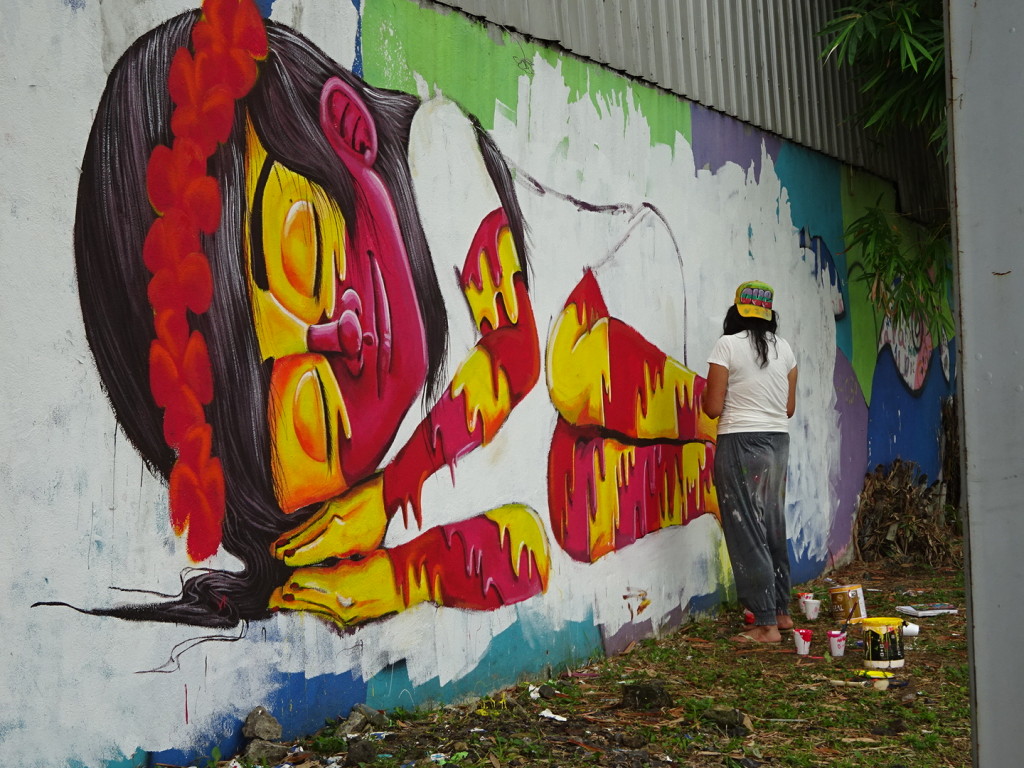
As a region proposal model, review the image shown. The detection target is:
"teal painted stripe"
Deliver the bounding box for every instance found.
[67,747,147,768]
[774,142,850,356]
[366,611,602,710]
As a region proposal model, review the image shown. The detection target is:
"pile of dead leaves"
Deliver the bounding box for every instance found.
[853,459,963,567]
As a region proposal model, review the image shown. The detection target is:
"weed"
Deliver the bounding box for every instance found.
[310,733,349,754]
[204,746,221,768]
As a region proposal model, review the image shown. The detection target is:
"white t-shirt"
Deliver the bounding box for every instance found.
[707,331,796,434]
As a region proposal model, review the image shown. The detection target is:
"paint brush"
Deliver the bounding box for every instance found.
[842,603,856,635]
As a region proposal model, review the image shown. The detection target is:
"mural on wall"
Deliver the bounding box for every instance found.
[65,0,720,633]
[2,0,954,763]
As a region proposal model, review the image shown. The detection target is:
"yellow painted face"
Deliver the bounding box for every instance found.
[243,119,351,512]
[244,119,347,358]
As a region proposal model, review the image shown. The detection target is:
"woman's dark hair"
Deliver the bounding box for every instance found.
[722,304,779,369]
[69,12,528,627]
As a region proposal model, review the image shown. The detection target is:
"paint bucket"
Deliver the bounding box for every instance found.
[857,617,906,669]
[829,584,867,621]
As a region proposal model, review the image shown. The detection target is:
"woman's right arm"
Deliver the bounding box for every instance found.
[702,363,729,419]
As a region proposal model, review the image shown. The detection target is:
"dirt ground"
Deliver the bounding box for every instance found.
[224,558,969,768]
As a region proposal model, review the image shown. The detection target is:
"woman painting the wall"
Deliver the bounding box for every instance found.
[703,282,798,644]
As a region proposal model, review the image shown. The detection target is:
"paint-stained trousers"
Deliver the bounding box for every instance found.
[714,432,791,627]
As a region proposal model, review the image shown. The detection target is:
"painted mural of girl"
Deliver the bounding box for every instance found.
[69,0,719,632]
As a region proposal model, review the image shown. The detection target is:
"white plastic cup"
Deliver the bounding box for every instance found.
[803,599,821,620]
[903,622,919,649]
[827,630,847,657]
[797,592,813,610]
[794,629,812,655]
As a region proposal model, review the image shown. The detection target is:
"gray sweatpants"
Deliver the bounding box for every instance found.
[714,432,791,627]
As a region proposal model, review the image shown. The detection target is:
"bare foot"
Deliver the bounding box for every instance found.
[776,614,794,630]
[731,625,783,644]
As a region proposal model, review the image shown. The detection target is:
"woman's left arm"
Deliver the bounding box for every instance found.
[787,366,798,418]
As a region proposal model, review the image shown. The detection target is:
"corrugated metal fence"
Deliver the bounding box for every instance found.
[433,0,944,223]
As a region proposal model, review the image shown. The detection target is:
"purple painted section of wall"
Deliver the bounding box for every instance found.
[690,104,782,180]
[831,347,868,559]
[603,617,656,656]
[600,592,723,656]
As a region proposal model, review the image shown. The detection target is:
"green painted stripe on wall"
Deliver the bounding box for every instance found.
[362,0,691,150]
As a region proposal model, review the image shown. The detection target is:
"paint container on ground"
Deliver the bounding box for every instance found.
[793,628,812,656]
[903,621,920,649]
[802,599,821,620]
[827,630,847,657]
[857,618,905,669]
[829,584,867,621]
[796,592,814,611]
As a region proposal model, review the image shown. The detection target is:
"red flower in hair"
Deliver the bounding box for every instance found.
[169,424,226,561]
[192,0,268,97]
[169,49,237,155]
[141,0,267,562]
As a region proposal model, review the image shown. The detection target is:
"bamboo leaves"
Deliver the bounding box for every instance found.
[818,1,946,152]
[845,199,954,346]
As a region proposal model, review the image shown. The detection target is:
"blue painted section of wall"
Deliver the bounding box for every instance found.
[688,589,727,618]
[149,670,366,767]
[775,142,850,358]
[788,480,828,584]
[269,669,368,737]
[789,539,827,587]
[254,0,275,17]
[867,339,956,481]
[351,0,364,76]
[366,612,602,710]
[149,717,239,768]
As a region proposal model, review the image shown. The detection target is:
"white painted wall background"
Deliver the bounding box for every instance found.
[0,1,839,764]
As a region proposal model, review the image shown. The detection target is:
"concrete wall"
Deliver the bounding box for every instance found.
[0,0,954,764]
[947,1,1024,765]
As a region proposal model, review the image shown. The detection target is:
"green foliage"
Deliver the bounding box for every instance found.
[311,734,349,754]
[819,0,947,151]
[204,746,222,768]
[845,199,954,343]
[820,3,955,339]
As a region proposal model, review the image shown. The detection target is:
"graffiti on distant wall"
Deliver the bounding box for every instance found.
[878,315,950,392]
[66,0,719,632]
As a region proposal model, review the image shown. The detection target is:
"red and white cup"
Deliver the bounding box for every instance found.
[802,599,822,620]
[793,628,812,655]
[826,630,847,657]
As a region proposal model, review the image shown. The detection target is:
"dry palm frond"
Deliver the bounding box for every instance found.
[853,459,962,567]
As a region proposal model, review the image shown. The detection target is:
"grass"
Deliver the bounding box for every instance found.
[218,559,969,768]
